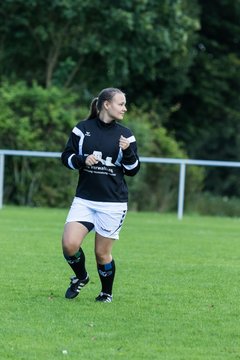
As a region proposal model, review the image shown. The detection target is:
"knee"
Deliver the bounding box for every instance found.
[95,250,112,264]
[62,235,79,256]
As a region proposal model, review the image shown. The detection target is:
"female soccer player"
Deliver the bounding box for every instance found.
[61,87,140,302]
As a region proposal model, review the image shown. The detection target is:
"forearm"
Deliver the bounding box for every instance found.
[122,147,140,176]
[61,150,86,170]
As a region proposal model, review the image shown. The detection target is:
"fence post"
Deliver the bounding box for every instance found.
[0,154,5,209]
[178,162,186,220]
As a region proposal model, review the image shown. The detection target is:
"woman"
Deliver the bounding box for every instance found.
[61,87,140,303]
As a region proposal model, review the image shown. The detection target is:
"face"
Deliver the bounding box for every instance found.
[104,93,127,121]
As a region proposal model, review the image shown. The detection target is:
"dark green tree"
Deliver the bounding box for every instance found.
[0,0,199,101]
[168,0,240,196]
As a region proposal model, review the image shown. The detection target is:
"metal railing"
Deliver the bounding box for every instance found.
[1,149,240,219]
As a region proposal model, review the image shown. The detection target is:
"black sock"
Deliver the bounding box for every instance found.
[64,248,87,281]
[97,259,116,295]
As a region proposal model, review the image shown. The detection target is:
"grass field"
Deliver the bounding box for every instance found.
[0,206,240,360]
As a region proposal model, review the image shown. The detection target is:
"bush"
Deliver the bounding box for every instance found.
[186,192,240,217]
[1,82,204,210]
[124,107,204,211]
[0,81,85,207]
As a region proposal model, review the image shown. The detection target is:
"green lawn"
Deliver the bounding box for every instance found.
[0,206,240,360]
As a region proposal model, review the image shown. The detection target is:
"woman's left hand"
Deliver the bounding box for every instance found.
[119,135,130,150]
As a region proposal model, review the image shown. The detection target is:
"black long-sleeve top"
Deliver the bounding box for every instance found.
[61,117,140,202]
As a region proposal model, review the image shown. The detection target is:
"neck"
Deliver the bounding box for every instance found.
[99,112,114,124]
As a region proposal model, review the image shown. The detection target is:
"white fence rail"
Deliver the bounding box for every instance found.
[1,149,240,219]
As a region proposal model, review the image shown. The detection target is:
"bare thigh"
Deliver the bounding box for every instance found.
[62,222,89,256]
[95,232,115,264]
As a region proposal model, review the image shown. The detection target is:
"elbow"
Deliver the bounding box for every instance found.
[61,152,73,169]
[61,152,68,167]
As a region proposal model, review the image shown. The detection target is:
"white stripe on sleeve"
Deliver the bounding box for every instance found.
[68,154,76,169]
[123,159,139,170]
[72,127,84,137]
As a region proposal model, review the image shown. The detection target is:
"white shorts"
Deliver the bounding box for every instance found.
[66,197,128,240]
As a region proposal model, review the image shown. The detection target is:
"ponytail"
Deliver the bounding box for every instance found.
[87,97,98,119]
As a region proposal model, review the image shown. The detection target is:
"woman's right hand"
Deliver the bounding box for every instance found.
[85,154,99,166]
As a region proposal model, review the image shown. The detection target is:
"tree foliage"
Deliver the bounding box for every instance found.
[0,0,239,208]
[0,0,199,99]
[0,82,83,206]
[0,82,203,209]
[167,0,240,196]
